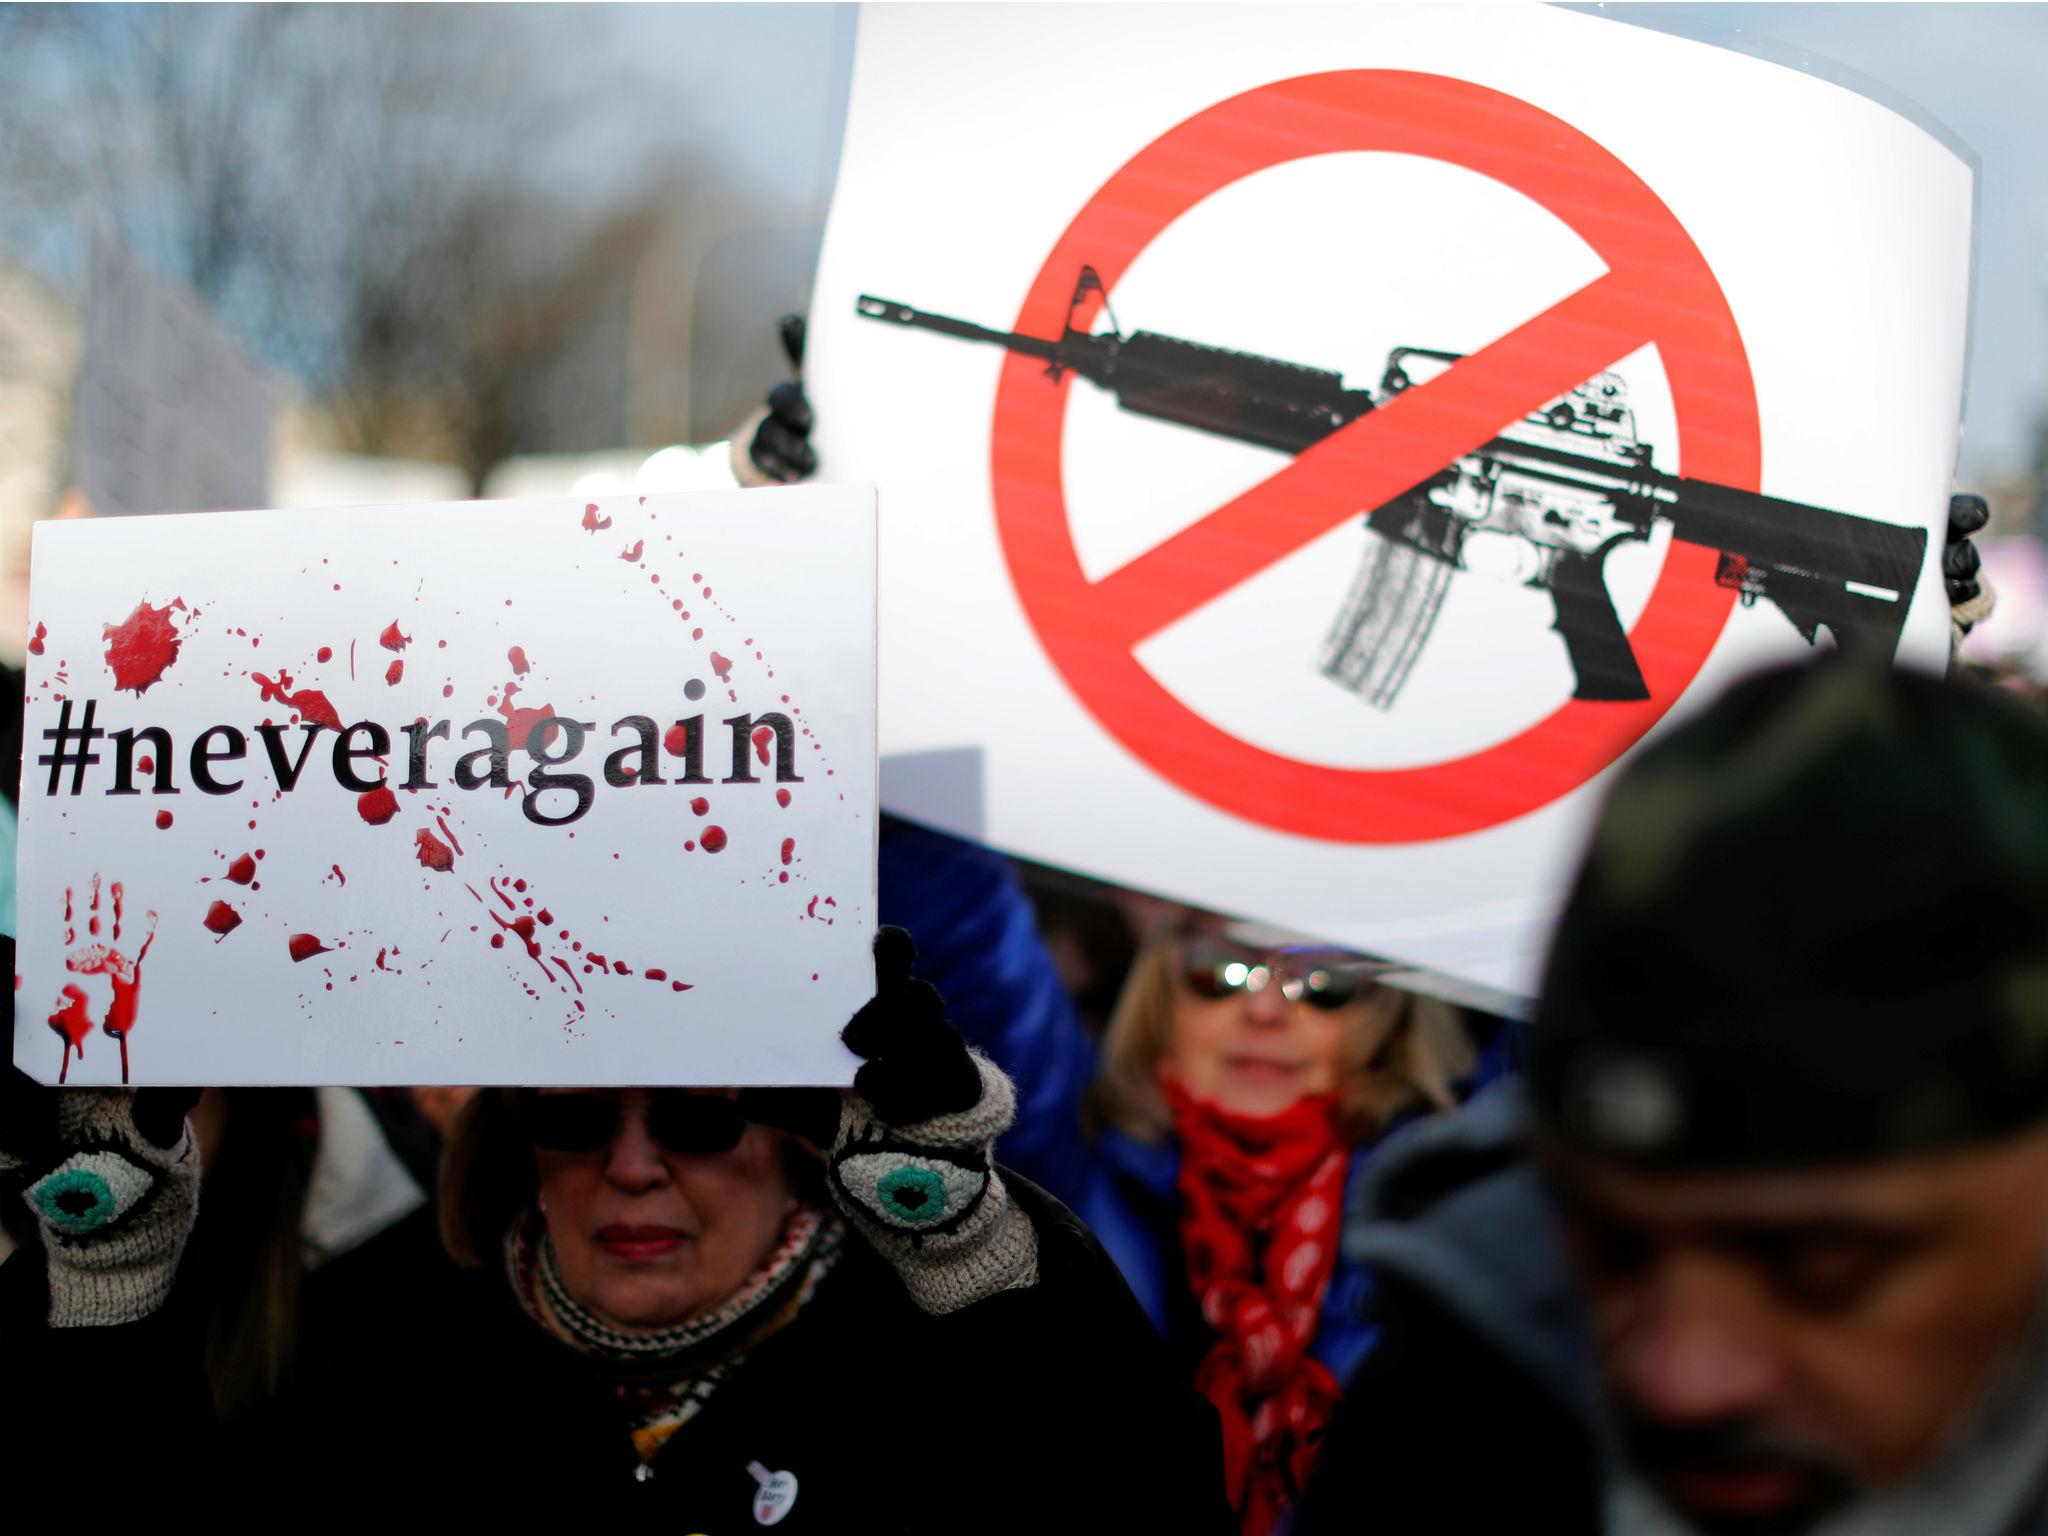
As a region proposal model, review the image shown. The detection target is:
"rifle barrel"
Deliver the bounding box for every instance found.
[856,295,1063,365]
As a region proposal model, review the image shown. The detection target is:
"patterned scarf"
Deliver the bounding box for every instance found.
[1166,1080,1348,1536]
[505,1203,842,1465]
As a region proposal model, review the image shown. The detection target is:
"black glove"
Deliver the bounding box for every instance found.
[745,314,817,484]
[840,926,984,1125]
[1946,492,1989,621]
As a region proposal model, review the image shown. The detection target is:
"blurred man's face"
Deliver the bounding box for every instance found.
[1547,1124,2048,1535]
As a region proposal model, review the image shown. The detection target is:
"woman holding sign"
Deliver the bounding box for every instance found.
[0,929,1235,1528]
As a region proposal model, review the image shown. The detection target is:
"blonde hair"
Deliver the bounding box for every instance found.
[1086,938,1475,1147]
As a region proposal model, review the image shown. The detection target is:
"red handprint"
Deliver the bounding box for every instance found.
[46,874,158,1084]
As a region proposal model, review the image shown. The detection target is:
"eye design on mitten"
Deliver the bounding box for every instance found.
[24,1147,160,1239]
[832,1142,989,1235]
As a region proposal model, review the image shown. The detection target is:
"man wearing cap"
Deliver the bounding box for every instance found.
[1296,656,2048,1536]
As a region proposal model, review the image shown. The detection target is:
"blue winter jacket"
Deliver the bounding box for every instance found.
[877,816,1466,1388]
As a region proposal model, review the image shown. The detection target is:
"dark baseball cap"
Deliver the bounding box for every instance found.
[1529,658,2048,1168]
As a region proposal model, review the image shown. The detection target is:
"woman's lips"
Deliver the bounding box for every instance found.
[1223,1056,1307,1081]
[595,1224,687,1261]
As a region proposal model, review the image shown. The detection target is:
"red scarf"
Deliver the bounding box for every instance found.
[1166,1079,1347,1536]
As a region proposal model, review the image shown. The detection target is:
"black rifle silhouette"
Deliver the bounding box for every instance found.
[856,269,1928,705]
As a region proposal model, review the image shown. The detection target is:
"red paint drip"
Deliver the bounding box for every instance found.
[385,659,404,686]
[496,680,559,754]
[316,646,333,663]
[690,796,709,817]
[204,900,241,937]
[375,947,389,970]
[776,788,791,808]
[619,540,644,563]
[48,984,91,1080]
[436,815,465,855]
[780,837,795,866]
[508,645,530,676]
[226,853,257,885]
[137,754,154,774]
[752,726,773,766]
[414,827,455,871]
[330,864,347,886]
[252,669,344,730]
[288,933,331,963]
[581,503,612,532]
[645,968,667,982]
[64,915,158,1083]
[379,621,411,651]
[663,724,691,757]
[28,621,46,656]
[701,825,728,853]
[155,810,173,830]
[103,599,185,694]
[709,651,734,684]
[357,785,400,825]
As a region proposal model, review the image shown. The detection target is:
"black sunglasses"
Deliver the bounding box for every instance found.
[1176,945,1372,1011]
[522,1091,748,1156]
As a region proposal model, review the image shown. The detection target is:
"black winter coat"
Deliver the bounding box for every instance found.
[5,1175,1235,1530]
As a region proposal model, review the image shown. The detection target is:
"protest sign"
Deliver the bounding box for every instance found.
[71,225,272,517]
[808,3,1973,1008]
[13,485,878,1086]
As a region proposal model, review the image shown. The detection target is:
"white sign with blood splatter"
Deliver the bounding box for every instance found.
[13,486,878,1086]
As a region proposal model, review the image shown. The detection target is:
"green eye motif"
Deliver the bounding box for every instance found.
[26,1151,154,1237]
[875,1166,949,1225]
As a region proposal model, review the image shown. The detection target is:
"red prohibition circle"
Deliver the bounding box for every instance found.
[990,70,1760,843]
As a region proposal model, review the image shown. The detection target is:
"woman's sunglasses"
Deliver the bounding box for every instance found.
[522,1091,748,1156]
[1176,945,1372,1011]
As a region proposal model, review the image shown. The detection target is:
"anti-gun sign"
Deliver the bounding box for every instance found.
[809,4,1970,1008]
[13,487,878,1085]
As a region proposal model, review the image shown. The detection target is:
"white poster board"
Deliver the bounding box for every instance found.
[72,226,272,517]
[808,3,1971,1009]
[14,486,877,1086]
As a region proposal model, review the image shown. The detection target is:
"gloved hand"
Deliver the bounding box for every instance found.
[733,314,817,486]
[2,1033,201,1329]
[825,926,1039,1314]
[1946,492,1996,650]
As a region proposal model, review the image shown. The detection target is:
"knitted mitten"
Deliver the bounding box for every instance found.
[1,1082,201,1327]
[826,927,1039,1315]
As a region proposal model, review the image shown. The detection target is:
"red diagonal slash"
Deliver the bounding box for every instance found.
[1092,268,1658,646]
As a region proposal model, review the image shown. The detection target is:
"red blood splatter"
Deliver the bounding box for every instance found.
[709,651,733,683]
[59,906,158,1082]
[226,853,257,885]
[252,670,343,730]
[776,788,791,808]
[752,726,773,766]
[508,646,530,676]
[700,826,728,853]
[288,933,331,963]
[645,968,667,981]
[203,901,241,938]
[685,796,707,817]
[380,622,411,651]
[329,864,347,886]
[581,503,612,532]
[47,986,92,1080]
[673,981,692,993]
[496,680,559,754]
[155,810,173,830]
[780,838,795,866]
[442,684,453,698]
[436,815,465,855]
[385,658,404,686]
[490,933,505,949]
[317,646,333,663]
[357,786,399,825]
[27,622,46,656]
[619,540,644,563]
[137,754,154,774]
[375,947,389,970]
[103,599,185,694]
[414,827,455,871]
[662,724,692,757]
